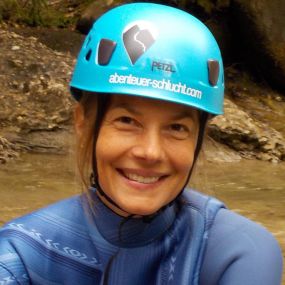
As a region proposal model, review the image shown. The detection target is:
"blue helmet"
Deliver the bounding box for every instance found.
[70,3,224,115]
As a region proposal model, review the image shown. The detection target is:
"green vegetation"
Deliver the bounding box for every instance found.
[0,0,20,22]
[0,0,93,28]
[23,0,48,26]
[0,0,231,27]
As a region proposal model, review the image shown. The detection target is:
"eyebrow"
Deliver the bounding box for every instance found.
[170,110,198,121]
[110,102,142,115]
[110,101,198,121]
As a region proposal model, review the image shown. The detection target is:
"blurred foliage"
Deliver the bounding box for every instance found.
[0,0,21,22]
[0,0,94,27]
[23,0,48,26]
[0,0,231,27]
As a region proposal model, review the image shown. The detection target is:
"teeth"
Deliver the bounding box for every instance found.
[125,173,160,184]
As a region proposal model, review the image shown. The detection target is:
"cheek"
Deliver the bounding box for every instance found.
[95,129,114,165]
[95,127,131,168]
[175,157,194,179]
[166,141,196,173]
[95,131,116,190]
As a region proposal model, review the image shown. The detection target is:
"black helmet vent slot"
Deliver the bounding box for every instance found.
[98,38,117,66]
[85,49,92,61]
[207,60,220,86]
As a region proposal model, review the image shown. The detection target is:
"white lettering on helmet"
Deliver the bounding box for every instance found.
[109,73,203,99]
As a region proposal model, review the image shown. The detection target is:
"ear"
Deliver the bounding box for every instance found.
[74,103,85,138]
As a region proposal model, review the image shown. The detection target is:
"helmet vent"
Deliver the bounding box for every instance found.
[98,39,117,65]
[85,49,92,61]
[208,60,220,86]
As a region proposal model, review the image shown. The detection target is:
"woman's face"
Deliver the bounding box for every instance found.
[96,95,199,216]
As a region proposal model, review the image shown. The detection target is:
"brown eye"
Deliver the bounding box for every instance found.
[119,116,133,124]
[170,124,186,132]
[114,116,139,131]
[168,123,190,139]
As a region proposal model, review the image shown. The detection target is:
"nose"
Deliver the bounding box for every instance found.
[131,128,165,163]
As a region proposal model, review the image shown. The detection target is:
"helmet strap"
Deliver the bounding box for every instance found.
[90,171,133,215]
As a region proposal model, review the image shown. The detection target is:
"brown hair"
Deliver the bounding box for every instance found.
[75,91,111,199]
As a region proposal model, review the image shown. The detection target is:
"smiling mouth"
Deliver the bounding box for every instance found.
[118,169,167,184]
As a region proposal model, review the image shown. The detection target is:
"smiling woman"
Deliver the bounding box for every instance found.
[94,95,199,216]
[0,3,283,285]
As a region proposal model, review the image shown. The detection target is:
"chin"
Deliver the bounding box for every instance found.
[120,200,162,217]
[133,208,159,216]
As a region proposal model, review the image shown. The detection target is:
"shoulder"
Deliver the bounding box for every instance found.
[0,196,84,283]
[0,195,88,241]
[200,208,283,285]
[180,190,225,231]
[0,196,102,284]
[181,190,225,214]
[0,194,97,262]
[209,208,282,254]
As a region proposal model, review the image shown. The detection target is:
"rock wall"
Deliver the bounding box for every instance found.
[230,0,285,93]
[209,99,285,162]
[0,30,75,157]
[0,136,21,164]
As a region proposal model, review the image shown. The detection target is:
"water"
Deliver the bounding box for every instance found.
[0,153,284,282]
[0,153,78,225]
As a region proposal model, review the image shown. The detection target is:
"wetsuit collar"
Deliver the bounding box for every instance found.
[90,188,177,248]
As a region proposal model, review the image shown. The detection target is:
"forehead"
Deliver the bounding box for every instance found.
[108,94,199,121]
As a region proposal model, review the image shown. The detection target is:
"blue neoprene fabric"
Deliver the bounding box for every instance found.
[0,189,283,284]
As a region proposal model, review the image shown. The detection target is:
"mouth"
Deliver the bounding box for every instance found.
[118,169,168,184]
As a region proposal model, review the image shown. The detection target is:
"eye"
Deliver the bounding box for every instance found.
[113,116,139,131]
[170,123,186,132]
[168,123,190,139]
[117,116,135,125]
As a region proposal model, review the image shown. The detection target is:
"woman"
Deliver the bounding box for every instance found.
[0,3,283,284]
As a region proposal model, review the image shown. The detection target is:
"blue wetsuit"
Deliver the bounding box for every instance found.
[0,189,283,284]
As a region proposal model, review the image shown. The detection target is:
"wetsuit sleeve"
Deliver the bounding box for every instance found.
[200,208,283,285]
[0,232,30,284]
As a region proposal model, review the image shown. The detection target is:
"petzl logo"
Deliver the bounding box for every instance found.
[123,22,156,64]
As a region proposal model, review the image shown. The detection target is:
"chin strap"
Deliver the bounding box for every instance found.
[90,173,128,214]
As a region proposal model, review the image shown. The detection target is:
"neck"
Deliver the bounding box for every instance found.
[89,188,179,247]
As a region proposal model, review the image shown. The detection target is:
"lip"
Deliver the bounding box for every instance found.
[116,168,169,190]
